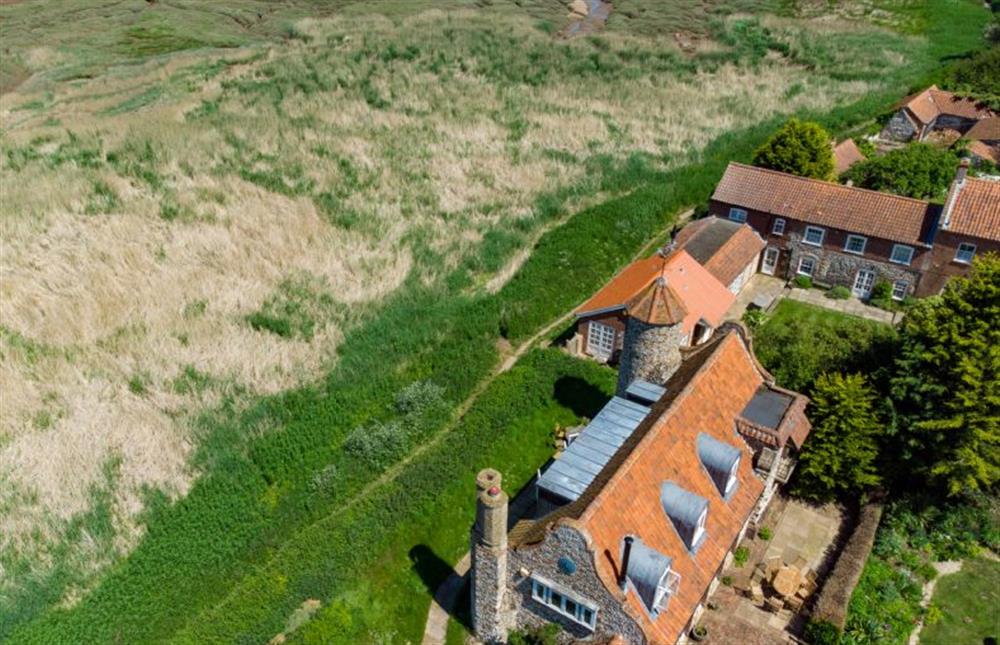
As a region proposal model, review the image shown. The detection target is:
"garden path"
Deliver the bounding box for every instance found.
[907,560,962,645]
[787,288,897,324]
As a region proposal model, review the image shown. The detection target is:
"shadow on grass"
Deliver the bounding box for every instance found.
[408,545,473,630]
[554,375,610,419]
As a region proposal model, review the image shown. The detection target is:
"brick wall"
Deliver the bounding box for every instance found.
[919,230,1000,295]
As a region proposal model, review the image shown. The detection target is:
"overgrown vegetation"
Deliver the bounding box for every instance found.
[844,142,960,200]
[751,118,835,179]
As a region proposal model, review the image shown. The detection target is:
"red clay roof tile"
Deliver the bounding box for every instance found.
[947,177,1000,243]
[712,162,934,245]
[833,139,866,175]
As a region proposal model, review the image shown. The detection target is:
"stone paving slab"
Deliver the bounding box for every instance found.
[787,287,897,324]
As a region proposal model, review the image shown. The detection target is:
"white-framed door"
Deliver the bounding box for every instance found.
[852,269,876,298]
[586,321,616,360]
[761,247,779,276]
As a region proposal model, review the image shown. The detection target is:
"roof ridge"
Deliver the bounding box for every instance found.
[726,162,933,207]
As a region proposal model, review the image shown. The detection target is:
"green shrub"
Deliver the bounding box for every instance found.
[794,275,813,289]
[758,527,772,540]
[742,308,767,330]
[721,575,733,586]
[508,623,560,645]
[826,286,851,300]
[871,280,892,300]
[733,546,750,567]
[805,618,842,645]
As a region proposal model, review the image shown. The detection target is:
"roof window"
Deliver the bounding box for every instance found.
[623,537,682,618]
[697,433,741,500]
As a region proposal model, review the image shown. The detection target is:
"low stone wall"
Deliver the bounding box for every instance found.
[809,500,885,631]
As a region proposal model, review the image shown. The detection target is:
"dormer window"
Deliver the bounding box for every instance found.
[623,537,682,618]
[660,482,709,553]
[697,433,742,500]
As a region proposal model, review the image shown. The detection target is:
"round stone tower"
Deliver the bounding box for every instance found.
[616,276,689,396]
[470,469,509,644]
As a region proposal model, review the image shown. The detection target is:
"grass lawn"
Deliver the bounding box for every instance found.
[752,299,897,393]
[921,557,1000,645]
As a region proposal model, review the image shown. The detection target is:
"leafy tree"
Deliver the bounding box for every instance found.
[890,254,1000,496]
[752,118,835,179]
[844,143,959,200]
[943,46,1000,110]
[794,372,883,500]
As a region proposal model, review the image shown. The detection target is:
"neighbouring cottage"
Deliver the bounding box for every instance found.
[708,161,1000,298]
[962,117,1000,166]
[671,217,766,294]
[832,139,866,176]
[571,249,734,365]
[470,326,810,644]
[880,85,997,143]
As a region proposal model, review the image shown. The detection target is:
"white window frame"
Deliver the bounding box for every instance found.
[803,226,825,247]
[653,568,683,613]
[724,456,740,496]
[891,280,909,301]
[691,507,708,548]
[771,218,786,235]
[844,234,867,255]
[955,243,976,264]
[530,577,597,630]
[728,207,748,223]
[586,322,616,359]
[890,244,914,266]
[797,255,816,276]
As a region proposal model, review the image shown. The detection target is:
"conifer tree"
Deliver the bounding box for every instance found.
[795,372,882,500]
[752,119,835,180]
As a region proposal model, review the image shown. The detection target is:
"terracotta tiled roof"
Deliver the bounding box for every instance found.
[673,217,766,287]
[897,86,997,126]
[965,117,1000,141]
[626,277,688,325]
[711,162,935,246]
[575,250,734,337]
[968,141,1000,165]
[946,177,1000,242]
[509,329,811,644]
[833,139,866,175]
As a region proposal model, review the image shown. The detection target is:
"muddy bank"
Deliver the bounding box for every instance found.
[563,0,611,38]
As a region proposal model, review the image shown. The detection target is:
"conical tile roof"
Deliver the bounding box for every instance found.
[626,276,688,325]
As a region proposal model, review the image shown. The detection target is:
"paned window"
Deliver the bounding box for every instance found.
[955,243,976,264]
[728,207,748,223]
[771,218,786,235]
[890,244,914,265]
[803,226,825,246]
[797,255,816,276]
[892,280,909,301]
[844,234,867,255]
[586,322,616,359]
[530,578,597,630]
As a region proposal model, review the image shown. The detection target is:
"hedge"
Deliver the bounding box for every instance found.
[810,499,885,633]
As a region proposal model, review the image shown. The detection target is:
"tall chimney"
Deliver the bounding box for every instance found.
[941,158,971,230]
[619,535,634,590]
[471,469,509,643]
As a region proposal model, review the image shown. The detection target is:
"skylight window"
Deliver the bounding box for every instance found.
[660,482,709,553]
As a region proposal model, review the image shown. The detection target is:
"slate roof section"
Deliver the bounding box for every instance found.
[575,249,735,338]
[712,162,936,246]
[625,538,674,617]
[740,388,793,429]
[673,217,766,287]
[536,396,653,503]
[946,177,1000,242]
[625,379,667,406]
[510,327,811,644]
[833,139,866,175]
[897,86,997,125]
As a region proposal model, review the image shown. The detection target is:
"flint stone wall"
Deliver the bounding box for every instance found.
[507,524,646,644]
[616,319,686,396]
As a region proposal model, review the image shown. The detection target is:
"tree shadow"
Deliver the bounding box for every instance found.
[554,375,610,419]
[408,544,473,630]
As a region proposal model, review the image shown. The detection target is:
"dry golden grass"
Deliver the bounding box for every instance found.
[0,6,919,603]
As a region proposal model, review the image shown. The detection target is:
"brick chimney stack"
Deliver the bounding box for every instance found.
[471,469,509,643]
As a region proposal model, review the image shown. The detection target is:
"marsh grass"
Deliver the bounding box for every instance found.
[0,0,990,639]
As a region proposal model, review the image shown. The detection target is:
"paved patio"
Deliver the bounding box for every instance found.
[725,274,788,321]
[700,496,850,644]
[787,287,897,324]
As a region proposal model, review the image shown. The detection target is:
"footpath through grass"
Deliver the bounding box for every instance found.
[921,557,1000,645]
[5,2,991,642]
